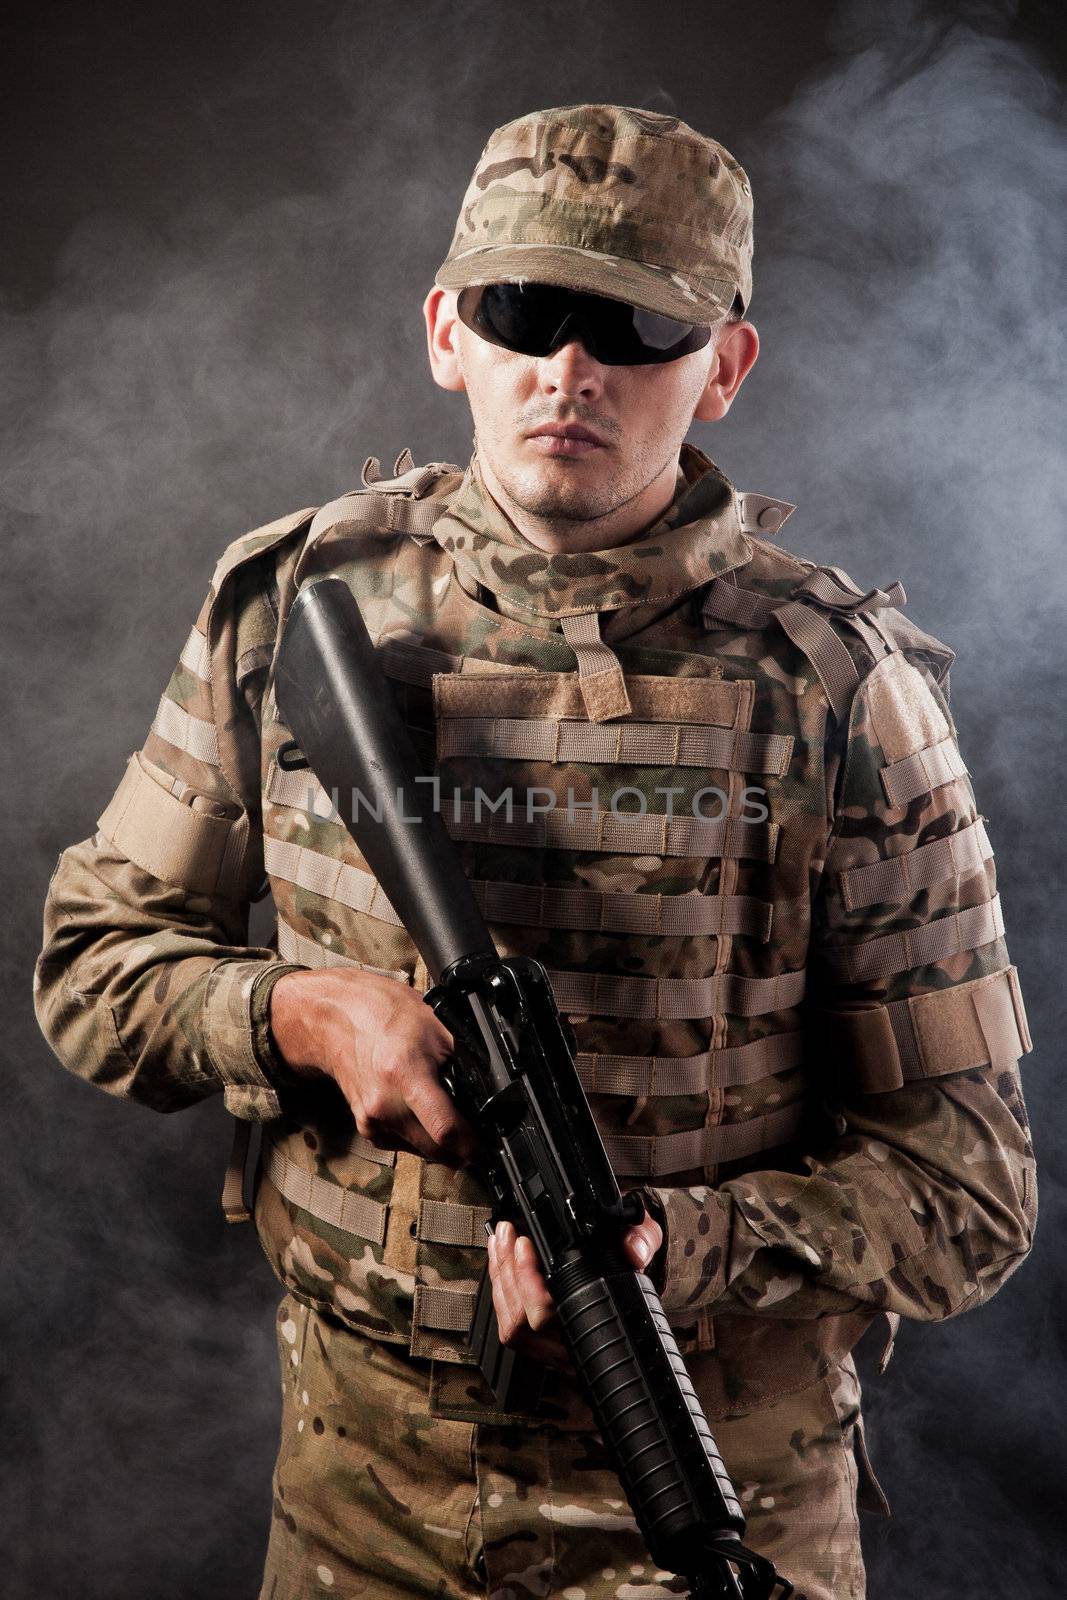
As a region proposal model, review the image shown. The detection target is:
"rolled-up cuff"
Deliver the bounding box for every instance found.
[250,961,313,1090]
[201,959,306,1121]
[647,1184,731,1316]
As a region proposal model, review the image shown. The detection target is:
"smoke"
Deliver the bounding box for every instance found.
[697,6,1065,1591]
[3,0,1062,1594]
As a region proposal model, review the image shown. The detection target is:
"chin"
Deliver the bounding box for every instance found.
[508,464,618,523]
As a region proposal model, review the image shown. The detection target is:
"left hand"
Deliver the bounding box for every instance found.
[486,1207,664,1372]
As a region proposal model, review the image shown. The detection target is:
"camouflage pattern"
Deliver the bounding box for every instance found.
[35,443,1036,1584]
[435,105,753,324]
[262,1291,870,1600]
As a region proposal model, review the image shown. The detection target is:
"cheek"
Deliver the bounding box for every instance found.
[615,368,704,438]
[460,349,534,435]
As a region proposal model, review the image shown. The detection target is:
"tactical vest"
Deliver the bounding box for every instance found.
[208,449,967,1422]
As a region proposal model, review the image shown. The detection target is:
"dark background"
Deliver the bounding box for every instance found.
[4,1,1064,1594]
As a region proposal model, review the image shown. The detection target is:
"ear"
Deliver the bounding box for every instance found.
[692,320,759,422]
[424,287,467,393]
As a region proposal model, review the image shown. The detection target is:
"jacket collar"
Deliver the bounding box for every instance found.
[431,443,753,622]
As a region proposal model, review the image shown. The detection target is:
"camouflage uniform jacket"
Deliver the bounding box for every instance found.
[34,444,1036,1424]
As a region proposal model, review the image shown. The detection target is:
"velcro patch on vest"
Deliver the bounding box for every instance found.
[865,653,951,763]
[434,670,732,725]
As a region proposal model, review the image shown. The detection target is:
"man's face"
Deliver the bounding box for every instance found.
[450,309,718,525]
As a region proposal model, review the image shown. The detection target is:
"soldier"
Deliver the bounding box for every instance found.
[34,104,1036,1600]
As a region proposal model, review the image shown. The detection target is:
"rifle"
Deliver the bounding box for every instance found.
[274,575,792,1600]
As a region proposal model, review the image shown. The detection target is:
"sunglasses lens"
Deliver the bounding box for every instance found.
[456,283,712,365]
[473,283,566,355]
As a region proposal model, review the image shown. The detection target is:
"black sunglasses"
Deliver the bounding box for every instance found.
[456,282,714,367]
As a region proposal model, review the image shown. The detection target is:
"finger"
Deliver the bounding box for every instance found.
[389,1117,449,1164]
[366,1106,464,1166]
[512,1233,556,1333]
[406,1078,477,1164]
[490,1223,526,1343]
[426,1015,456,1057]
[622,1216,662,1271]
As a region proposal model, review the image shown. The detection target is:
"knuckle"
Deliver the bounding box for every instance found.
[379,1049,407,1084]
[426,1117,461,1150]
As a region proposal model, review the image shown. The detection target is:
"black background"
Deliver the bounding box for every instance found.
[4,1,1064,1595]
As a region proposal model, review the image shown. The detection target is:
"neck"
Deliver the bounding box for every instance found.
[476,450,682,553]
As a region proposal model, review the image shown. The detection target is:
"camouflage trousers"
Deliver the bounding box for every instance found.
[260,1293,879,1600]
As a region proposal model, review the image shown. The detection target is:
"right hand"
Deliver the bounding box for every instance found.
[268,968,475,1166]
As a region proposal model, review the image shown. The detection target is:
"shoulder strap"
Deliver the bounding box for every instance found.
[196,506,317,633]
[298,452,464,572]
[702,561,909,723]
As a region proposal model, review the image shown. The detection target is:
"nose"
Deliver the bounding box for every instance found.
[536,327,605,402]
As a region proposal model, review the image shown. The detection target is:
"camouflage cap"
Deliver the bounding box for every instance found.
[435,104,753,327]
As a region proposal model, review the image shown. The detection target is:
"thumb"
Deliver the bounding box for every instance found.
[622,1226,655,1270]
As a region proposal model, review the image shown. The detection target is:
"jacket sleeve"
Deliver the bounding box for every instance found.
[648,648,1037,1324]
[33,524,310,1122]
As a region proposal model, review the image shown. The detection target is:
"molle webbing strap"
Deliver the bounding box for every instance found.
[179,625,210,680]
[272,918,804,1022]
[546,965,805,1021]
[770,601,861,723]
[881,737,969,806]
[374,634,538,690]
[576,1029,803,1096]
[438,716,794,775]
[376,635,461,685]
[819,894,1004,984]
[260,1139,495,1260]
[796,566,907,666]
[418,1198,493,1247]
[266,764,780,862]
[820,964,1032,1094]
[604,1102,806,1178]
[838,817,993,910]
[443,801,779,862]
[702,567,907,722]
[304,472,446,559]
[701,582,778,630]
[260,1140,489,1251]
[794,568,906,614]
[703,583,861,722]
[151,694,220,765]
[349,1133,398,1167]
[273,919,409,993]
[447,793,777,857]
[560,611,633,722]
[361,447,417,482]
[265,836,401,925]
[98,751,251,898]
[265,834,775,940]
[437,672,739,725]
[266,764,343,820]
[412,1284,477,1337]
[263,1138,388,1245]
[736,492,797,536]
[473,880,774,939]
[222,1120,254,1223]
[281,625,537,694]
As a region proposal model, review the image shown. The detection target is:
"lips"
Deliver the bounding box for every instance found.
[526,422,608,457]
[527,423,607,445]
